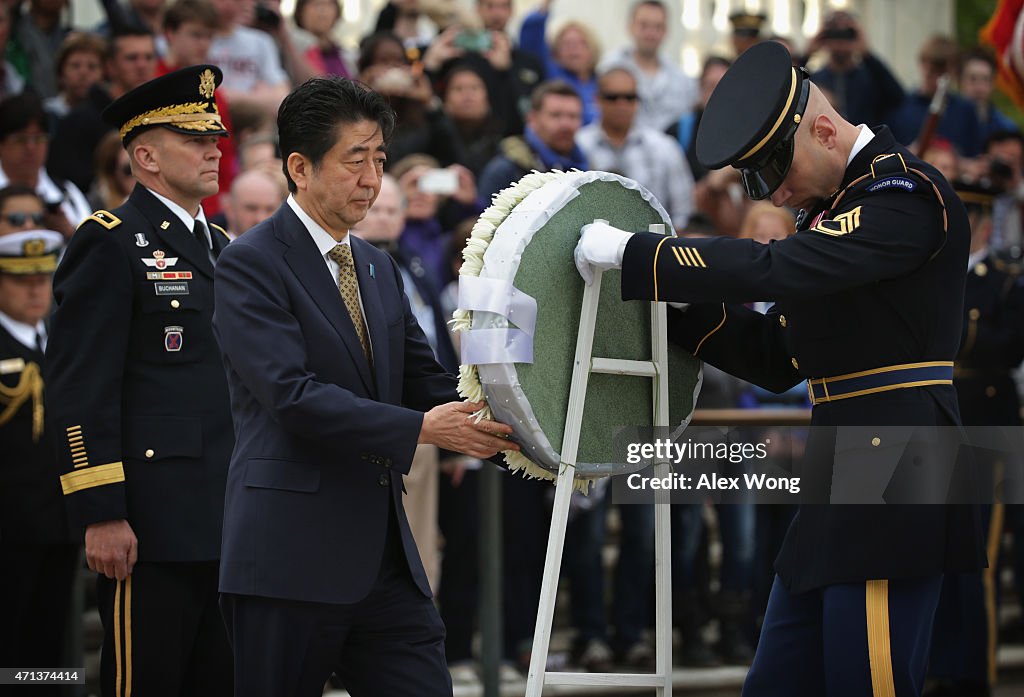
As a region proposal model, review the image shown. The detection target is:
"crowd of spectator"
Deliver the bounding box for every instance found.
[4,0,1024,684]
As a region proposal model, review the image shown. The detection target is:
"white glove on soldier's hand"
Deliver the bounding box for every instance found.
[574,221,634,285]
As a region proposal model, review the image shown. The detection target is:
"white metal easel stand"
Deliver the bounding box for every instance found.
[525,222,673,697]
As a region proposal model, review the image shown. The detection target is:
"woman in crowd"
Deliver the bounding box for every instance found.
[442,63,503,177]
[292,0,354,78]
[738,201,798,246]
[519,1,600,124]
[88,131,135,212]
[358,31,466,167]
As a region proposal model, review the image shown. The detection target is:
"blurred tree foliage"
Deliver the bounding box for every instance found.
[957,0,996,47]
[956,0,1024,128]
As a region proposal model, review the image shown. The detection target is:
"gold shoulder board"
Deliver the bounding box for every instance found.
[80,210,123,230]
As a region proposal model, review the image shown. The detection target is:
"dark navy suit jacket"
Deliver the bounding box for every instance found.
[213,201,459,605]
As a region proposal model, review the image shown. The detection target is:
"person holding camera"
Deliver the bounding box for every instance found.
[420,0,544,137]
[974,130,1024,256]
[807,11,904,130]
[357,31,466,168]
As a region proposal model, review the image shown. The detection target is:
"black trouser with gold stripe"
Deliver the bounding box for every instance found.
[742,574,943,696]
[97,561,232,697]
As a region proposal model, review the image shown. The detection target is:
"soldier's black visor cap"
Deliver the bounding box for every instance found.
[740,75,810,200]
[696,41,812,201]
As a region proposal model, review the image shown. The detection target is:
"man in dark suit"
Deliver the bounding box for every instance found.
[46,65,234,695]
[213,76,516,697]
[0,228,78,694]
[576,41,984,696]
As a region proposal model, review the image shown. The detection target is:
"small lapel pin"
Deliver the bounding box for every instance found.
[369,263,375,279]
[160,221,170,230]
[135,233,149,247]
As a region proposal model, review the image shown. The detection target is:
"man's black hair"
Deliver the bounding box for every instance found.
[0,94,48,141]
[277,76,396,193]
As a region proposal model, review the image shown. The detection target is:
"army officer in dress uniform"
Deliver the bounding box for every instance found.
[0,229,78,695]
[928,180,1024,697]
[575,41,984,696]
[45,65,234,696]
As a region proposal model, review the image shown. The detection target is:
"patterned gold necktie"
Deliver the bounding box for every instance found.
[327,243,372,364]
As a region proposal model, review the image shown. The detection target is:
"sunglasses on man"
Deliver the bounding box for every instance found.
[600,92,639,102]
[4,212,47,227]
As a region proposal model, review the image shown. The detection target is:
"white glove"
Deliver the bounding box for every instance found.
[574,221,634,285]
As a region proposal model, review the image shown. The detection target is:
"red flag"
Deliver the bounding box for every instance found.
[981,0,1024,111]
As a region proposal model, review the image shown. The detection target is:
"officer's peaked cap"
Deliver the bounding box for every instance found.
[103,64,228,144]
[0,229,63,275]
[696,41,810,199]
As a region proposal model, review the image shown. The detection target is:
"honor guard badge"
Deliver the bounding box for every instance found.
[143,250,179,269]
[164,326,183,352]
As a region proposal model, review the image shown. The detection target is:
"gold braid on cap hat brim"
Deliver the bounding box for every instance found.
[119,101,224,140]
[0,255,58,274]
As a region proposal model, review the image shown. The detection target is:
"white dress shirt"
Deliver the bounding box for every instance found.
[0,310,45,352]
[148,188,212,249]
[286,196,371,348]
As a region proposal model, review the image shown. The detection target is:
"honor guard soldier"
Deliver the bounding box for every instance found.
[728,11,766,56]
[0,229,79,693]
[575,41,984,696]
[928,180,1024,697]
[952,181,1024,427]
[45,65,234,696]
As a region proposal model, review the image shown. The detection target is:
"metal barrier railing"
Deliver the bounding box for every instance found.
[690,408,812,426]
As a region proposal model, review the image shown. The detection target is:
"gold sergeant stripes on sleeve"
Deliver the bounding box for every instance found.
[671,245,707,268]
[652,238,709,303]
[60,461,125,495]
[67,425,90,468]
